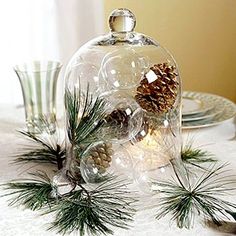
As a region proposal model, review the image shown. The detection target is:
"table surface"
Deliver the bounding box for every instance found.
[0,105,235,236]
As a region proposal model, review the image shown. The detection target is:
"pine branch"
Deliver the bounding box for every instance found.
[15,148,61,165]
[181,143,217,169]
[14,131,66,170]
[153,163,236,229]
[47,177,137,235]
[65,87,107,147]
[2,171,55,211]
[2,172,136,236]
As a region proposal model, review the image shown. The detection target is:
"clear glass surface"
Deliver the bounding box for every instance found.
[63,8,182,188]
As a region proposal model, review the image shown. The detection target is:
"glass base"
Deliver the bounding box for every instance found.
[26,119,56,135]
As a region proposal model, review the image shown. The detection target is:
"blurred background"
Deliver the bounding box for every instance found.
[0,0,235,107]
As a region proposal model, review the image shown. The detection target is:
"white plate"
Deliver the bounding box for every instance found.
[182,91,236,129]
[182,95,214,116]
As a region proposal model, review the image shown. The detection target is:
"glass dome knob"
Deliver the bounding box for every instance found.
[109,8,136,33]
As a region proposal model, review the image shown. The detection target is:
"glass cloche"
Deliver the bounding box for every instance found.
[62,8,182,191]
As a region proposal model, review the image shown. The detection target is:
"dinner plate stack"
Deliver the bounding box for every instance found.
[182,91,236,129]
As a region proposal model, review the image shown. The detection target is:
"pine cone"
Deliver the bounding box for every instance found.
[105,109,130,138]
[86,143,114,174]
[135,62,179,114]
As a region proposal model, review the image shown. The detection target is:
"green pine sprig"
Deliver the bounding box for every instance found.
[2,171,54,211]
[181,143,217,169]
[153,163,236,229]
[65,86,107,147]
[14,131,66,170]
[47,177,137,235]
[2,171,136,236]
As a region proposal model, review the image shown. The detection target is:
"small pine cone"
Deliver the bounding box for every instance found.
[135,62,179,114]
[105,109,130,138]
[86,143,114,173]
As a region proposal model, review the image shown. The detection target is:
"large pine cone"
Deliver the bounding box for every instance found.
[135,62,179,114]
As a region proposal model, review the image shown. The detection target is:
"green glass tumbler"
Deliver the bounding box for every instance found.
[14,61,62,134]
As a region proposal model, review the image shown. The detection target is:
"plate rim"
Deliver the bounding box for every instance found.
[182,109,222,122]
[182,91,236,129]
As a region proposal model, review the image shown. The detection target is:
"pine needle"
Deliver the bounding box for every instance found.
[47,177,137,235]
[2,172,136,236]
[153,163,236,228]
[181,143,217,169]
[65,87,107,147]
[14,131,66,170]
[2,171,55,211]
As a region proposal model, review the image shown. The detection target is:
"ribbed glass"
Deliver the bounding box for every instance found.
[14,61,62,134]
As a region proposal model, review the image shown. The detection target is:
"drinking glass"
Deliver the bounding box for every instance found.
[14,61,62,134]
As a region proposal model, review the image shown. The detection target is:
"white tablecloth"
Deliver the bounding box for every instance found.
[0,105,235,236]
